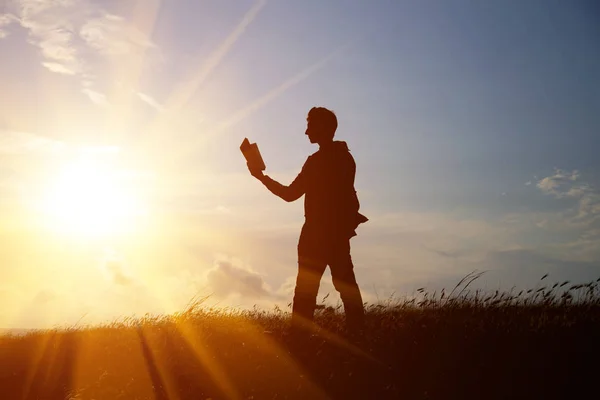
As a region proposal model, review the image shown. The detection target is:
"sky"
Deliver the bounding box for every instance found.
[0,0,599,329]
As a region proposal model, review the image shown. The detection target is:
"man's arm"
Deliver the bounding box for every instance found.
[248,160,307,202]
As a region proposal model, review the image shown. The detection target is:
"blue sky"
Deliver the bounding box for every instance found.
[0,0,599,329]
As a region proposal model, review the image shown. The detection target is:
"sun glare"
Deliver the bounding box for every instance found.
[41,155,147,238]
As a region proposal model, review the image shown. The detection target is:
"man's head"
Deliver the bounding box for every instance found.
[305,107,337,144]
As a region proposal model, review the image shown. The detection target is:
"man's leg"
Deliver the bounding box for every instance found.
[329,240,365,333]
[291,254,327,335]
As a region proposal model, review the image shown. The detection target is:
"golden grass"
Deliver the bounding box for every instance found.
[1,274,599,399]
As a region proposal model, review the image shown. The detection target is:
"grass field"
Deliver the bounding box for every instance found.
[1,272,599,400]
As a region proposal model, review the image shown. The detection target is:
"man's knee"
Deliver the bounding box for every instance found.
[294,259,324,298]
[331,258,359,288]
[332,275,360,297]
[294,281,319,298]
[294,275,321,302]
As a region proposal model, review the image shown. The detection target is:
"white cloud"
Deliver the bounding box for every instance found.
[536,168,580,196]
[80,12,154,56]
[536,169,600,223]
[137,92,164,112]
[81,87,108,106]
[215,205,231,214]
[37,27,77,62]
[7,0,159,104]
[0,14,13,25]
[42,61,78,75]
[15,0,84,75]
[0,13,16,38]
[79,145,121,154]
[0,130,67,154]
[205,257,276,299]
[102,248,133,286]
[0,129,126,157]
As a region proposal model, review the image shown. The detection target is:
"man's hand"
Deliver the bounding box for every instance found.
[247,162,265,181]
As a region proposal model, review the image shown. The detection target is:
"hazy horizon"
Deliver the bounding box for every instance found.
[1,0,599,329]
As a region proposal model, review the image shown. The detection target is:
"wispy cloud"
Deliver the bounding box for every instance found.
[536,169,600,223]
[0,129,124,158]
[79,12,155,56]
[0,13,16,38]
[0,130,67,155]
[5,0,159,105]
[82,87,108,106]
[16,0,84,75]
[102,248,134,286]
[137,92,164,112]
[537,168,580,196]
[41,61,78,75]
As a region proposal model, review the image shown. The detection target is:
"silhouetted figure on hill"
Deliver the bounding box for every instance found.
[247,107,368,337]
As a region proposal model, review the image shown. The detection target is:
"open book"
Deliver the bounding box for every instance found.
[240,138,266,171]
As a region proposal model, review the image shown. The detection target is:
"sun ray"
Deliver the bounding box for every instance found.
[221,317,331,398]
[21,332,57,400]
[104,236,241,399]
[171,42,354,165]
[134,282,242,398]
[171,321,242,400]
[107,0,164,137]
[211,43,352,136]
[142,0,268,155]
[136,326,181,400]
[142,42,352,174]
[161,0,267,113]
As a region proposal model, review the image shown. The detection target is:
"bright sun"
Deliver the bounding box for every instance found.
[41,155,147,238]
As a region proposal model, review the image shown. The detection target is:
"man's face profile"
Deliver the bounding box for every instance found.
[305,117,320,144]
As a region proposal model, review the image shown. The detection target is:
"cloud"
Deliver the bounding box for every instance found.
[536,168,580,196]
[104,260,133,286]
[372,248,600,295]
[15,0,84,75]
[82,87,108,106]
[79,12,155,56]
[205,257,275,299]
[42,61,78,75]
[7,0,158,104]
[202,255,373,308]
[0,129,126,158]
[215,205,232,214]
[33,289,57,304]
[481,249,600,286]
[0,14,14,25]
[137,92,163,112]
[102,248,133,286]
[0,130,68,154]
[352,202,600,293]
[192,205,233,215]
[535,169,600,223]
[0,13,16,38]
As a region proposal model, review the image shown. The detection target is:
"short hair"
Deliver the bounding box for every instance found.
[308,107,337,140]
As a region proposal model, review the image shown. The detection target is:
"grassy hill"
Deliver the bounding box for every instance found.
[1,273,599,399]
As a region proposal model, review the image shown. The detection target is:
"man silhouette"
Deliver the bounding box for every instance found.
[247,107,368,337]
